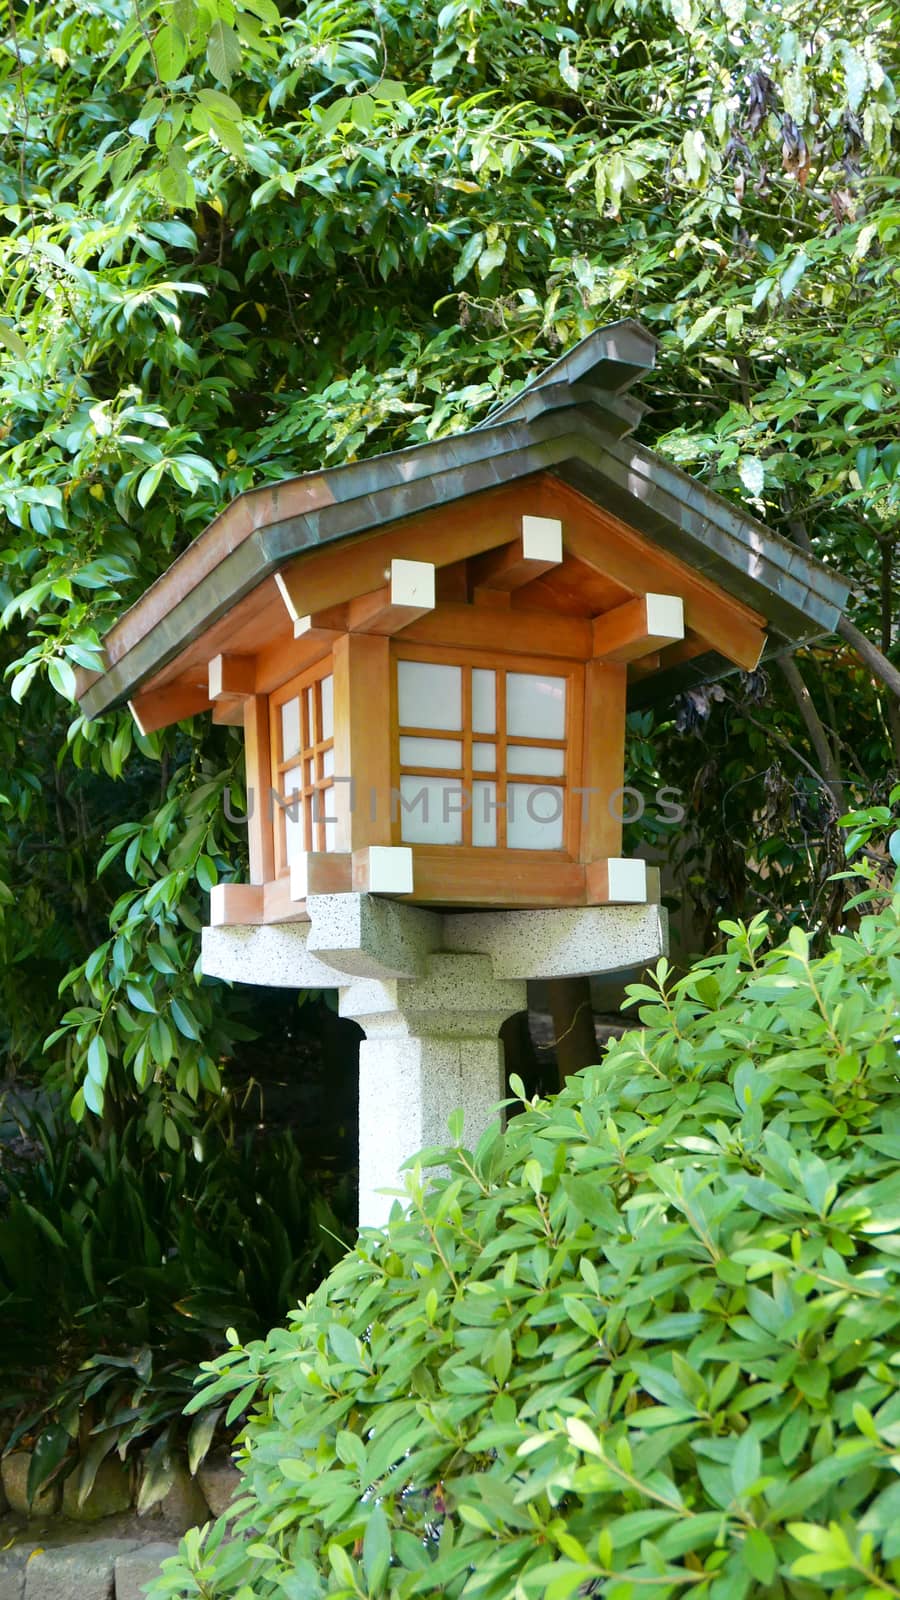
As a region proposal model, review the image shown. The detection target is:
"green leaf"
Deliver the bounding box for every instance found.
[207,19,241,86]
[87,1034,109,1085]
[187,1407,223,1476]
[83,1075,104,1115]
[0,319,27,359]
[27,1424,70,1502]
[196,854,218,891]
[137,461,165,508]
[327,1324,365,1368]
[48,656,77,700]
[169,998,202,1040]
[10,661,39,704]
[780,252,809,300]
[738,456,764,498]
[362,1503,391,1593]
[731,1427,761,1497]
[743,1528,776,1584]
[328,1544,357,1588]
[154,24,188,82]
[453,231,485,285]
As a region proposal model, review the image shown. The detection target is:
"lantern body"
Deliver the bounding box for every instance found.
[78,322,848,931]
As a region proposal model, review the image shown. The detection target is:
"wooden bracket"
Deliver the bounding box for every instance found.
[208,653,256,700]
[212,699,247,727]
[344,558,435,635]
[128,683,210,735]
[209,883,265,926]
[471,514,563,597]
[289,852,353,901]
[592,593,684,663]
[208,653,256,724]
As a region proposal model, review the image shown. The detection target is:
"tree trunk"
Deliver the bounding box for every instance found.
[546,976,597,1088]
[778,655,843,811]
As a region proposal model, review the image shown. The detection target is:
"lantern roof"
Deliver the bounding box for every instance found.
[78,318,849,722]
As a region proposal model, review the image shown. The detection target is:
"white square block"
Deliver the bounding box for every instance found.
[522,515,563,564]
[645,592,684,641]
[390,558,435,610]
[367,846,415,895]
[606,858,648,903]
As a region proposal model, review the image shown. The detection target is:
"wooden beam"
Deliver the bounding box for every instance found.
[659,632,711,669]
[263,877,310,924]
[402,849,587,908]
[212,698,246,726]
[400,604,592,660]
[436,560,469,603]
[289,851,353,901]
[627,654,660,684]
[470,514,563,593]
[271,482,543,620]
[343,558,436,635]
[579,661,626,862]
[209,653,256,700]
[541,479,767,671]
[253,623,337,694]
[128,683,210,735]
[332,633,393,852]
[592,593,684,663]
[209,883,264,927]
[243,695,275,885]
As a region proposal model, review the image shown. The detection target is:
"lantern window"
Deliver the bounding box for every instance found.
[270,662,336,867]
[395,654,573,852]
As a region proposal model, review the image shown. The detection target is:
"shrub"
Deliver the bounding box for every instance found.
[0,1108,351,1509]
[154,889,900,1600]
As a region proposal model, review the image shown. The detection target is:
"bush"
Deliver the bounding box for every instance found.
[154,889,900,1600]
[0,1108,352,1509]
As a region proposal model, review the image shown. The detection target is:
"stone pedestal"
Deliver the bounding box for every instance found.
[201,894,666,1228]
[343,954,525,1225]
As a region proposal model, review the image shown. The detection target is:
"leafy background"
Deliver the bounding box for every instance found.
[2,0,900,1501]
[0,0,898,1122]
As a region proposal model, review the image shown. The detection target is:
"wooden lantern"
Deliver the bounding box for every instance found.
[78,319,848,931]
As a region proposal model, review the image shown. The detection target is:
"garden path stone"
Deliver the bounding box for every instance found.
[114,1542,178,1600]
[0,1543,26,1600]
[23,1539,132,1600]
[0,1515,178,1600]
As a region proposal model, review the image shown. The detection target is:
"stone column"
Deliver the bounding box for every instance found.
[200,893,667,1233]
[340,954,526,1227]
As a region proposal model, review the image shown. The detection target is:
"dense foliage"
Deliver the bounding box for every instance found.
[0,0,899,1125]
[0,1095,351,1505]
[150,862,900,1600]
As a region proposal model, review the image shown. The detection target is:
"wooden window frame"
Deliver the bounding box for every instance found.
[391,642,584,859]
[268,656,336,875]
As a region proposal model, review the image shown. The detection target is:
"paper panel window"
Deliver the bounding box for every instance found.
[396,656,571,851]
[273,667,336,867]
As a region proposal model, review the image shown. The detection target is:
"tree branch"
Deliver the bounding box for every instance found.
[836,614,900,768]
[778,654,843,811]
[837,615,900,699]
